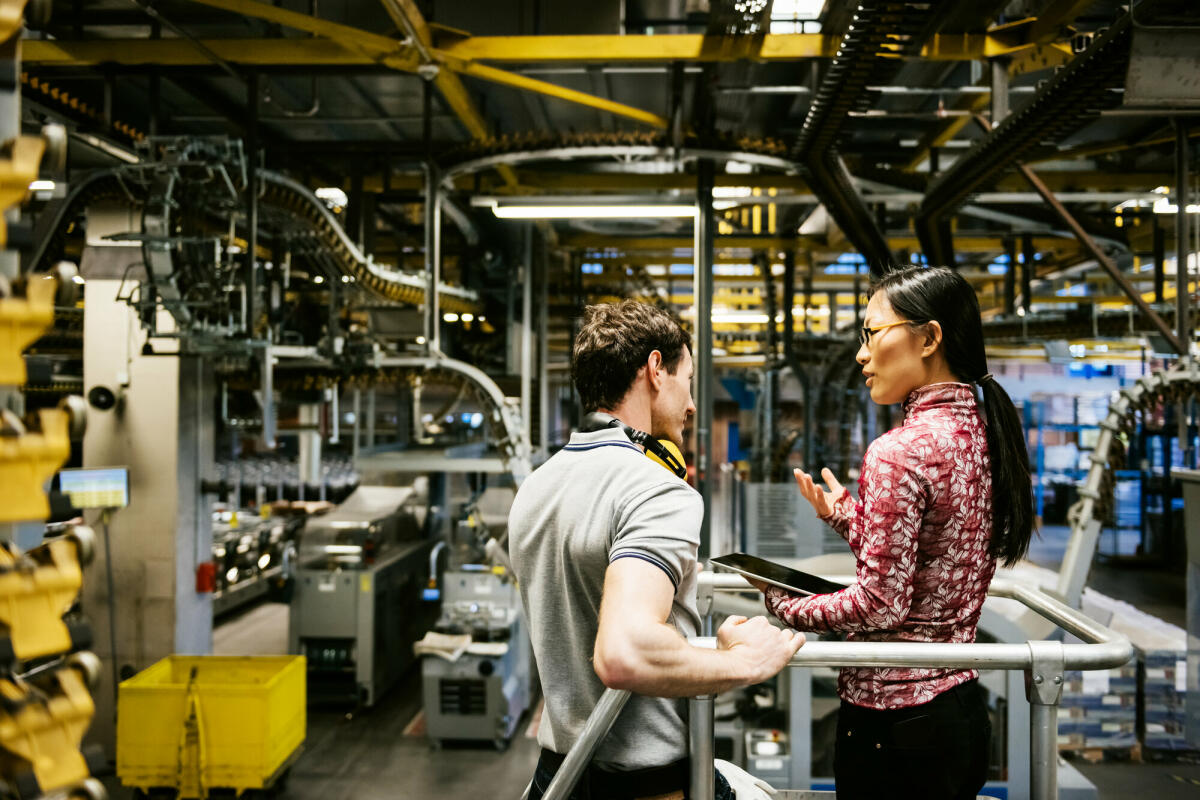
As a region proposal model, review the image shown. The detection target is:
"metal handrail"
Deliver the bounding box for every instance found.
[689,573,1133,800]
[537,572,1133,800]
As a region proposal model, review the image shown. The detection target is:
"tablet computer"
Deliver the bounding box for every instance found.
[711,553,847,596]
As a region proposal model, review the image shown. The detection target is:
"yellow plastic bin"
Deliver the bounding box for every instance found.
[117,656,305,798]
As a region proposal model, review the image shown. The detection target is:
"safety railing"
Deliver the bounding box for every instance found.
[537,572,1133,800]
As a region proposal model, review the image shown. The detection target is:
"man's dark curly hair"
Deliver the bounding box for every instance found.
[571,300,691,413]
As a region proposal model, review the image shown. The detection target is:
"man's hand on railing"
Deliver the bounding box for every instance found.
[716,615,805,684]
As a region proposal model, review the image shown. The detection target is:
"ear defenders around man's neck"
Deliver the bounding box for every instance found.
[579,412,688,480]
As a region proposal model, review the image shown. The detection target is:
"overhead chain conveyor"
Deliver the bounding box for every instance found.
[27,141,480,325]
[1057,362,1200,608]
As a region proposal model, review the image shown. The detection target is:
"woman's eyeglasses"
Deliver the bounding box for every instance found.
[858,319,926,347]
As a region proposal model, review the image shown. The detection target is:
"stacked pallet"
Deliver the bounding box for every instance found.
[1142,650,1189,752]
[1077,589,1190,758]
[1057,645,1139,753]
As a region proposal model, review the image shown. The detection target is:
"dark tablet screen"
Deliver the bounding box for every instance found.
[711,553,847,596]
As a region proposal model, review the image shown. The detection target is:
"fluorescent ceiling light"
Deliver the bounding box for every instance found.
[713,312,770,324]
[28,180,55,192]
[1153,198,1200,214]
[491,204,696,219]
[773,0,823,18]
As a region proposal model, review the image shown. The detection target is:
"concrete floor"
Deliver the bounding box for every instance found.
[284,667,540,800]
[100,521,1194,800]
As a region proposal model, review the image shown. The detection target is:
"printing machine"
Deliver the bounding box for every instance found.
[211,510,295,617]
[420,566,532,749]
[288,485,435,706]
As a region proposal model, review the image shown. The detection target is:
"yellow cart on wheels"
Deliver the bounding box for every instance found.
[117,656,305,799]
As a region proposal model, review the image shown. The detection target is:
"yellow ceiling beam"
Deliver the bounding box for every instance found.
[21,37,374,66]
[375,0,520,188]
[25,32,1043,68]
[446,58,669,129]
[441,34,835,62]
[186,0,416,67]
[441,33,1062,63]
[384,0,665,132]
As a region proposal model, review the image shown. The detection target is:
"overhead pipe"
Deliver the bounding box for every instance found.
[1176,120,1192,358]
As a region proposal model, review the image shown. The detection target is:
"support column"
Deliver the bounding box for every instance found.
[1021,234,1035,316]
[1026,641,1066,800]
[1004,237,1017,316]
[423,163,441,353]
[245,72,259,337]
[82,279,214,757]
[694,160,715,556]
[1154,214,1166,305]
[1176,120,1192,358]
[990,58,1010,123]
[538,240,550,458]
[298,404,321,500]
[521,225,534,452]
[0,33,18,283]
[688,695,715,800]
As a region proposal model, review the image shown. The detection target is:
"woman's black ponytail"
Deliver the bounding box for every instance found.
[976,375,1035,565]
[875,265,1035,567]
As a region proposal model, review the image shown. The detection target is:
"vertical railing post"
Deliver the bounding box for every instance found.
[689,695,715,800]
[1026,640,1066,800]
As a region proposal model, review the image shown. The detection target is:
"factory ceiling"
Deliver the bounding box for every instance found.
[15,0,1200,348]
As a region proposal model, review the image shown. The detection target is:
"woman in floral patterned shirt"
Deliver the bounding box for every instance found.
[757,265,1034,800]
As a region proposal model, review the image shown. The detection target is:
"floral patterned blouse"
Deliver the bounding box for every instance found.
[764,383,997,710]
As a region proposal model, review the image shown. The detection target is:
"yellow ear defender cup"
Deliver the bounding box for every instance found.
[646,439,686,475]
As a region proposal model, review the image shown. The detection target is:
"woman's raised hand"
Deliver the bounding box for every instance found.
[793,467,845,518]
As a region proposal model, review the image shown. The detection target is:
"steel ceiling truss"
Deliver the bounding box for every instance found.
[916,8,1140,266]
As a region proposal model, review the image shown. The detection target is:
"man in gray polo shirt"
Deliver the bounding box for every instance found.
[510,300,804,799]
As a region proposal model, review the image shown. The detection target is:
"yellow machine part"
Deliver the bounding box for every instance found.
[117,656,306,797]
[0,535,82,662]
[0,407,70,523]
[0,1,31,44]
[0,668,94,795]
[0,274,56,386]
[0,134,46,250]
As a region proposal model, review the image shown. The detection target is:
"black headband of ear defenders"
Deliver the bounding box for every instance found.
[579,412,688,480]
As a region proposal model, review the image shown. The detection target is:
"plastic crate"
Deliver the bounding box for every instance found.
[117,656,305,796]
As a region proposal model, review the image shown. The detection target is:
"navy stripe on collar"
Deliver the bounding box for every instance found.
[563,441,641,453]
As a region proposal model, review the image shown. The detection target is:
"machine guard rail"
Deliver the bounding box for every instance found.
[537,573,1132,800]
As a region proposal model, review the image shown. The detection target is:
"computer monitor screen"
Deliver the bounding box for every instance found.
[59,468,130,509]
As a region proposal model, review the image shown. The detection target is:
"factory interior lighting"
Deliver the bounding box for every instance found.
[490,203,697,219]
